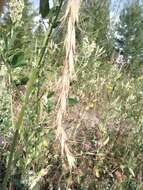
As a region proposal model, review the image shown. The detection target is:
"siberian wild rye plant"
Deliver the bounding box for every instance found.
[56,0,81,169]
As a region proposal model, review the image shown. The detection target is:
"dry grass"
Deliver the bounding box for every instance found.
[56,0,80,169]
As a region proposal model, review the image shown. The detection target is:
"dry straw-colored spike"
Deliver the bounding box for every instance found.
[56,0,80,169]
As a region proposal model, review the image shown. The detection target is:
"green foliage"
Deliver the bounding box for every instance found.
[80,0,111,58]
[10,51,26,68]
[68,97,78,106]
[115,0,143,76]
[39,0,50,18]
[72,35,143,189]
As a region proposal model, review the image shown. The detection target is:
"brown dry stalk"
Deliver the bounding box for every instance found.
[56,0,80,169]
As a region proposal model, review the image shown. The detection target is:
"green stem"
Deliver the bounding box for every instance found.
[2,2,63,189]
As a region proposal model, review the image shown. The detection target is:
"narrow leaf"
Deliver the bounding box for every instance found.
[40,0,50,18]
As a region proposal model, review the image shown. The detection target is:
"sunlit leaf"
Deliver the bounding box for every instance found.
[129,168,135,177]
[102,136,109,146]
[93,167,100,178]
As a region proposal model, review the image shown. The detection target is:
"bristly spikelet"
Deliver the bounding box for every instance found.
[63,0,80,78]
[56,0,80,169]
